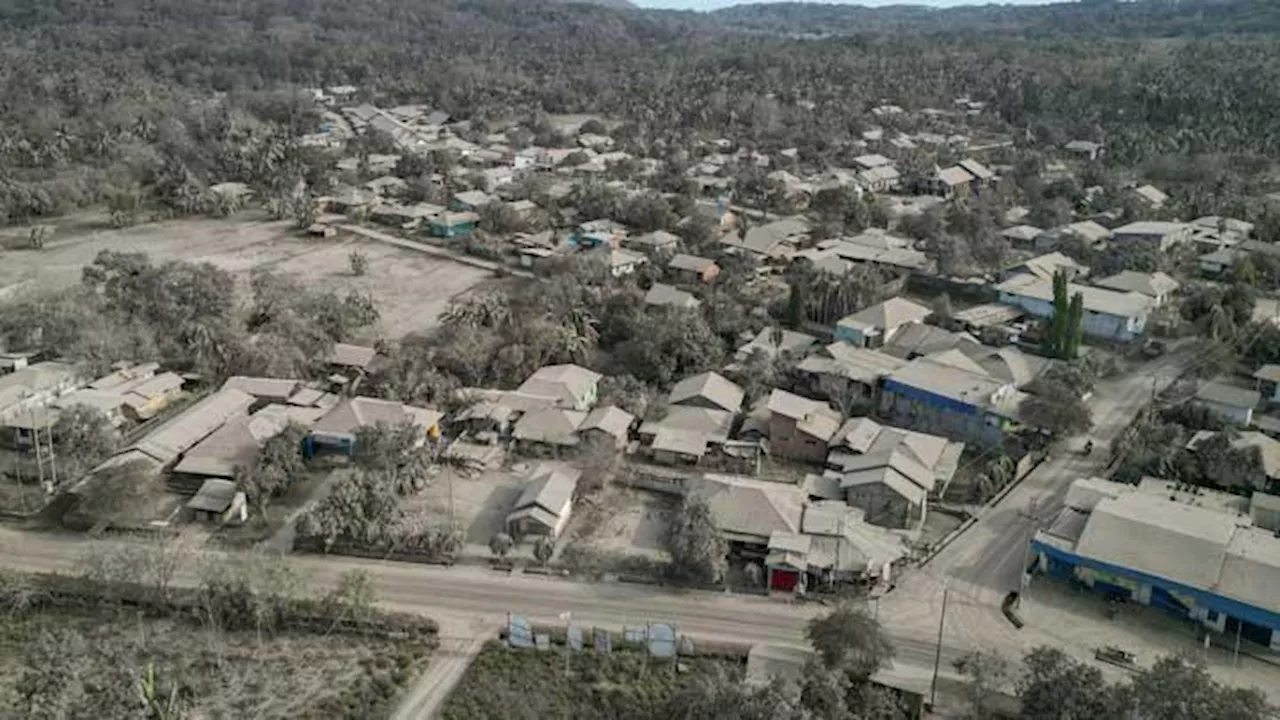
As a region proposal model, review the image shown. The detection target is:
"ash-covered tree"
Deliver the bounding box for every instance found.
[234,422,308,518]
[352,421,432,495]
[806,603,894,679]
[1016,647,1125,720]
[665,493,727,585]
[1019,379,1092,438]
[51,403,118,485]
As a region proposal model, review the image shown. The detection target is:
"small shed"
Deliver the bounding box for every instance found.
[187,478,247,525]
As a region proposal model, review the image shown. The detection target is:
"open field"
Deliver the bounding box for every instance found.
[0,213,492,339]
[0,603,430,718]
[440,640,743,720]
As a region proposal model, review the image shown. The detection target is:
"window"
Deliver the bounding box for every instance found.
[1206,610,1220,622]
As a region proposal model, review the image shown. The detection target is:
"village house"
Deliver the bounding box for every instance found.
[794,343,906,409]
[186,479,248,525]
[1035,220,1111,252]
[638,372,745,467]
[607,248,647,277]
[511,407,587,455]
[998,252,1088,283]
[428,211,480,238]
[1110,221,1192,252]
[1000,224,1044,250]
[516,364,601,411]
[577,405,635,450]
[819,417,964,530]
[506,464,581,540]
[667,254,720,284]
[733,327,819,366]
[766,389,842,464]
[624,230,681,255]
[1090,271,1180,307]
[450,190,494,212]
[720,216,809,259]
[1254,365,1280,405]
[129,387,258,468]
[1131,184,1168,210]
[879,355,1027,446]
[834,298,933,348]
[1193,381,1259,427]
[1063,140,1104,161]
[765,502,908,590]
[688,473,805,553]
[995,273,1151,342]
[644,283,701,310]
[171,404,324,491]
[306,396,442,456]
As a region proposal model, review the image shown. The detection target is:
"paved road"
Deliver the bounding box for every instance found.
[878,346,1195,674]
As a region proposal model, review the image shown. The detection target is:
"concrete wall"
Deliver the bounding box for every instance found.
[879,389,1008,447]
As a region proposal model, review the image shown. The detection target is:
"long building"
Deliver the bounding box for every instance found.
[1033,478,1280,651]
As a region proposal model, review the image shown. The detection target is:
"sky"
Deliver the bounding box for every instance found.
[634,0,1059,10]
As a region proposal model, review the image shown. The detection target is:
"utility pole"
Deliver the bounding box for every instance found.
[929,583,950,710]
[1233,619,1242,670]
[1017,497,1039,606]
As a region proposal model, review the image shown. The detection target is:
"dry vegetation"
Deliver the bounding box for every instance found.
[440,640,744,720]
[0,607,424,719]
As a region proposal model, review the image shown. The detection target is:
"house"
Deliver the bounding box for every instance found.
[450,190,494,212]
[1063,140,1103,161]
[130,388,257,466]
[118,372,185,422]
[794,344,906,407]
[1000,252,1088,283]
[1032,479,1280,652]
[772,502,909,587]
[920,165,975,198]
[688,474,805,549]
[0,361,81,433]
[1091,271,1180,307]
[823,417,964,529]
[638,372,744,467]
[1188,430,1280,487]
[733,327,819,365]
[667,254,720,284]
[1131,184,1168,210]
[644,283,701,310]
[1191,215,1253,244]
[1193,382,1259,426]
[364,175,407,197]
[171,404,323,487]
[327,342,377,375]
[834,298,932,348]
[795,233,932,275]
[669,371,744,414]
[1036,221,1111,252]
[186,479,248,525]
[570,219,626,249]
[607,248,647,277]
[881,324,977,360]
[766,389,842,464]
[506,464,581,539]
[221,376,300,406]
[721,217,809,258]
[512,407,587,454]
[428,211,480,238]
[852,154,893,171]
[624,230,680,255]
[1000,224,1044,249]
[578,405,635,449]
[1254,365,1280,405]
[995,273,1151,342]
[957,159,996,185]
[306,396,442,456]
[1110,221,1192,251]
[516,364,601,411]
[1199,247,1247,276]
[857,165,900,193]
[879,356,1027,446]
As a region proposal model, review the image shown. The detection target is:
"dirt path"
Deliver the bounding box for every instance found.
[338,225,535,279]
[391,618,490,720]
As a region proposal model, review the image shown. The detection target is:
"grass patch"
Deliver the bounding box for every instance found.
[441,640,744,720]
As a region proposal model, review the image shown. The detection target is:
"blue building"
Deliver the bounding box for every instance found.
[1033,478,1280,652]
[428,211,480,239]
[878,356,1028,447]
[994,273,1151,343]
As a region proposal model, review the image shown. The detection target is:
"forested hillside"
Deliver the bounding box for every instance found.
[3,0,1280,226]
